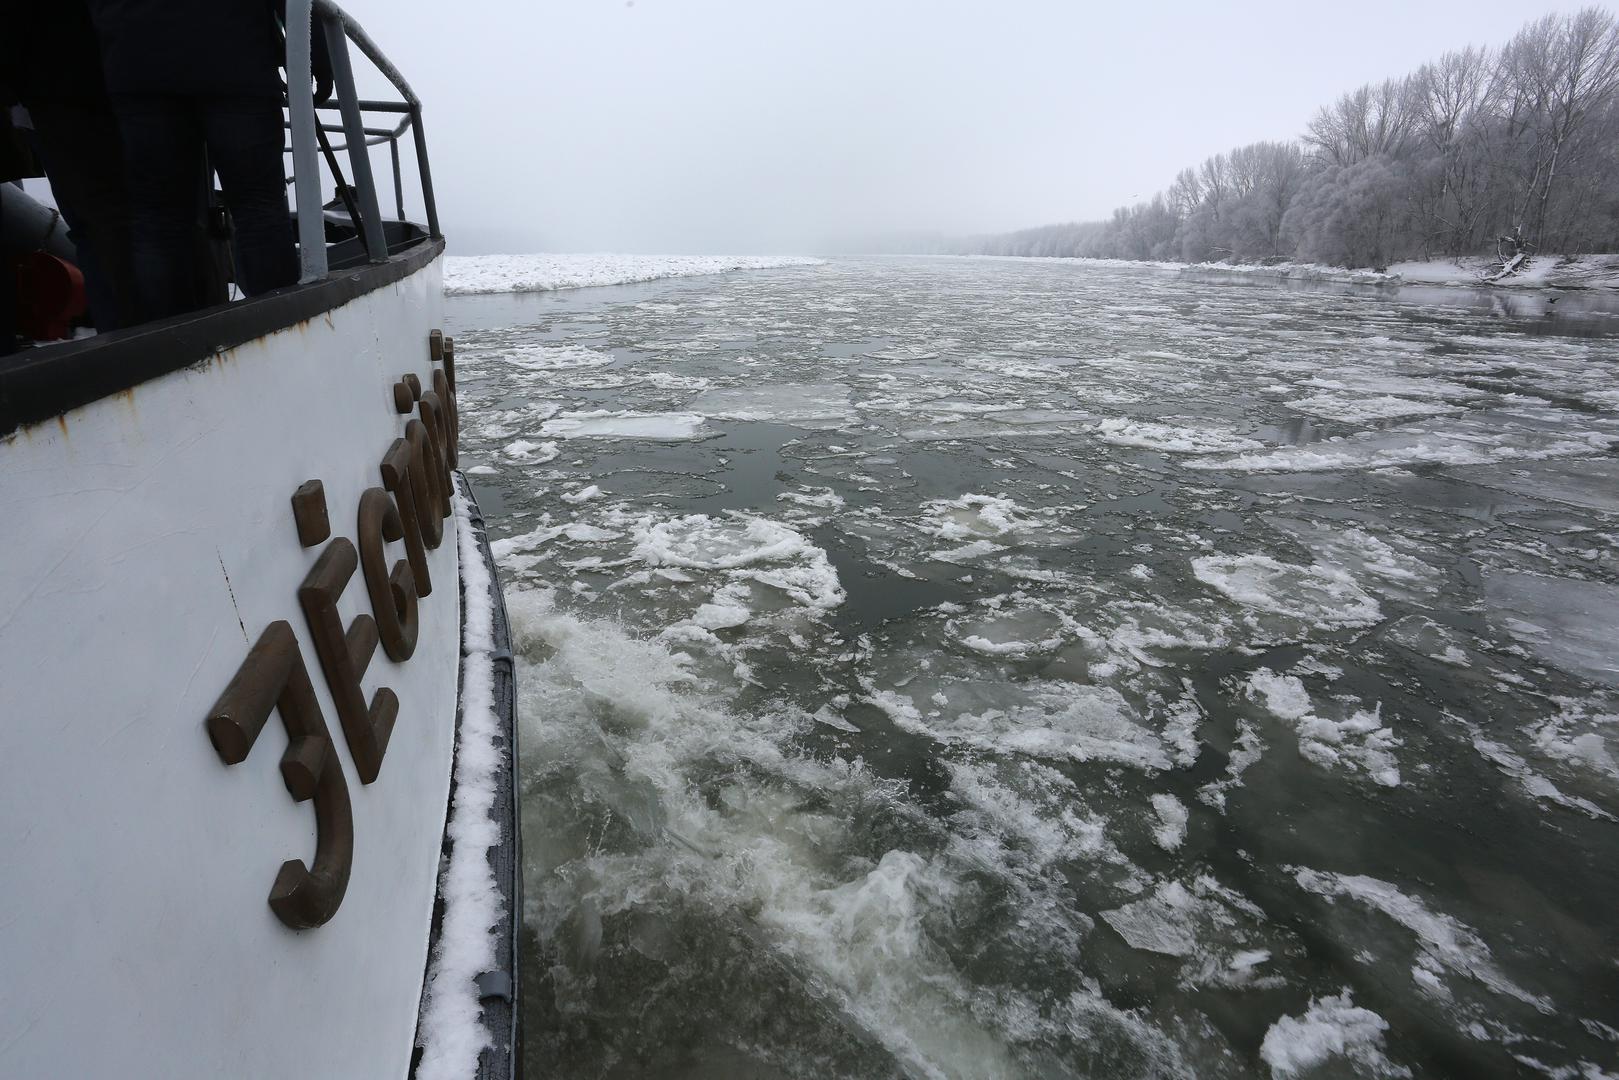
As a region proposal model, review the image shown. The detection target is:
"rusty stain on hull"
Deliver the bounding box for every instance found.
[23,341,252,438]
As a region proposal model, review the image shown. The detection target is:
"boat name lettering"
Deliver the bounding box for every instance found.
[204,331,460,929]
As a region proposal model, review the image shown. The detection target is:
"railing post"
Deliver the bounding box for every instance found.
[286,0,328,283]
[389,138,404,222]
[322,19,391,263]
[410,107,441,240]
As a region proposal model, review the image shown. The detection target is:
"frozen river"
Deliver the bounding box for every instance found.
[445,256,1619,1079]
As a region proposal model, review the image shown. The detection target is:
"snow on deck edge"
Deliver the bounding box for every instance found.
[414,481,504,1080]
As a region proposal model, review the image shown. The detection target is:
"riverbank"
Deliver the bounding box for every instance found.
[1391,254,1619,289]
[954,253,1619,290]
[1180,254,1619,290]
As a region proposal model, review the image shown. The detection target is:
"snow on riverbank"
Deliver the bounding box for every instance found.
[967,252,1619,290]
[1183,261,1399,286]
[444,253,823,295]
[1390,254,1619,289]
[1184,254,1619,290]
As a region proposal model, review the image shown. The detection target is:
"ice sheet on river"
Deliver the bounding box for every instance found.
[1484,572,1619,688]
[867,680,1178,770]
[918,493,1072,564]
[1291,868,1551,1012]
[1100,876,1283,990]
[1189,413,1613,473]
[1193,554,1383,630]
[539,410,710,440]
[690,383,854,427]
[1452,457,1619,514]
[1286,392,1464,423]
[1094,418,1265,454]
[443,253,822,295]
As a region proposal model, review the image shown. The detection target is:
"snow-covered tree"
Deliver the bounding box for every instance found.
[965,6,1619,267]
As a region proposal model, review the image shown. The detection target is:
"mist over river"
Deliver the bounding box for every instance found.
[444,257,1619,1079]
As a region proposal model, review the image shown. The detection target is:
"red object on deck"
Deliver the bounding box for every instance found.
[14,251,88,342]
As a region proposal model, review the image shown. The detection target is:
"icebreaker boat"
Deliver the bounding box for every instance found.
[0,3,520,1077]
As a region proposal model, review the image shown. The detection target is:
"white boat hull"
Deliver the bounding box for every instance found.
[0,254,478,1078]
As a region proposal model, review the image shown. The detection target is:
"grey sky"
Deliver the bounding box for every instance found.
[342,0,1590,254]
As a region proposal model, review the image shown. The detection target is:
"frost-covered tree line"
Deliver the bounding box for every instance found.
[964,7,1619,268]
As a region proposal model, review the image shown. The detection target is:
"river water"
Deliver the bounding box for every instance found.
[444,257,1619,1079]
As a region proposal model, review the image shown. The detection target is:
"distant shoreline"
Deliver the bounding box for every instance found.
[941,253,1619,292]
[443,254,823,296]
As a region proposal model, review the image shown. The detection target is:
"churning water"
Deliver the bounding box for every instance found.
[445,257,1619,1079]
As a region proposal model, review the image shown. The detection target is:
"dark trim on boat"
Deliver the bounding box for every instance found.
[412,474,523,1080]
[0,236,446,438]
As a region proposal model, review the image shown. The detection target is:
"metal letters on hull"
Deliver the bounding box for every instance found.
[206,332,461,929]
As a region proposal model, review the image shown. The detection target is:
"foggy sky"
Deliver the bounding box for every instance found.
[340,0,1593,255]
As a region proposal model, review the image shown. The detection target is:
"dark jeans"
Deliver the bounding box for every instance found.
[1,195,15,356]
[28,101,140,333]
[112,94,296,320]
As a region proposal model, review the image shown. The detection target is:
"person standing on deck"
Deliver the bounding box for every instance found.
[84,0,306,320]
[1,0,140,334]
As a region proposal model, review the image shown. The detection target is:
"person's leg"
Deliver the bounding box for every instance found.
[1,210,17,357]
[112,95,204,320]
[202,96,297,297]
[27,101,140,332]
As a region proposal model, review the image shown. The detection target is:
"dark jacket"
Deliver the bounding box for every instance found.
[84,0,286,99]
[1,0,112,106]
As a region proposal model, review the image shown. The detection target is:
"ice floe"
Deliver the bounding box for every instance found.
[539,410,710,441]
[1384,615,1472,667]
[1094,418,1265,454]
[1292,869,1552,1011]
[1271,520,1439,597]
[689,383,855,427]
[632,513,846,613]
[1287,393,1465,423]
[950,601,1069,658]
[1189,414,1614,473]
[502,438,560,464]
[924,493,1053,542]
[1149,794,1188,851]
[1453,458,1619,514]
[1245,668,1401,786]
[1468,732,1614,822]
[1100,876,1287,989]
[1528,702,1619,783]
[1484,572,1619,688]
[560,484,603,504]
[867,680,1176,770]
[1198,720,1264,812]
[497,343,616,371]
[1193,555,1383,630]
[1260,991,1408,1078]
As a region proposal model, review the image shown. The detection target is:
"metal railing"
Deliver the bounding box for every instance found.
[285,0,440,284]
